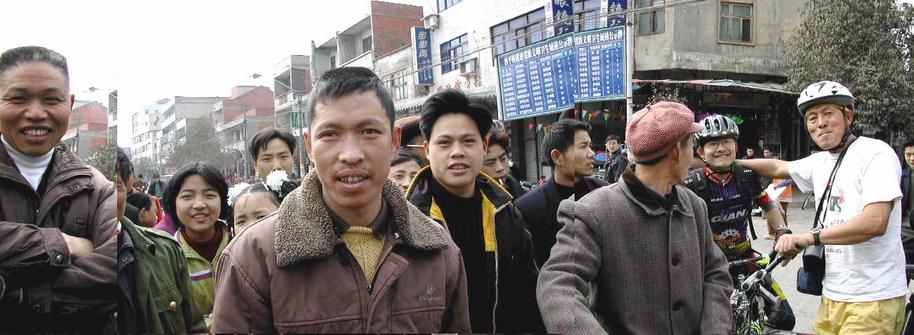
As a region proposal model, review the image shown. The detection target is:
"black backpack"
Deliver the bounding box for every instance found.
[683,163,760,239]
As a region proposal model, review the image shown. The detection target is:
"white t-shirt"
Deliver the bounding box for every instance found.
[789,136,907,302]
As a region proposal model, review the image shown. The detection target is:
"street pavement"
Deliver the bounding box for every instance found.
[749,203,819,334]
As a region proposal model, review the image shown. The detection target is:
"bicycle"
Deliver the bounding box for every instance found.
[729,251,789,335]
[902,265,914,335]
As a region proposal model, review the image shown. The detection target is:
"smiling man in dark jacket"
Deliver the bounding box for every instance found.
[406,89,543,333]
[0,46,117,332]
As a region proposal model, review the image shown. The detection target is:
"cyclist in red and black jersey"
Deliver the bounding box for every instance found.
[683,114,795,331]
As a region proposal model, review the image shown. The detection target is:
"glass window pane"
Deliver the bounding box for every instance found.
[638,0,651,7]
[510,16,527,29]
[493,24,509,35]
[439,0,446,11]
[585,0,599,9]
[734,5,751,17]
[721,4,729,15]
[639,13,651,33]
[529,9,545,22]
[655,10,664,32]
[730,18,740,41]
[742,19,751,42]
[530,23,543,43]
[719,18,729,40]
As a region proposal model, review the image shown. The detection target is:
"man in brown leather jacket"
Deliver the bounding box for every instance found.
[212,67,469,333]
[0,46,117,333]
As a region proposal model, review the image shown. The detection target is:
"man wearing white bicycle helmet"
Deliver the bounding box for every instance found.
[683,114,794,331]
[741,81,907,333]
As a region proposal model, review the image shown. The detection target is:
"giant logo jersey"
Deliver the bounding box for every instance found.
[707,180,752,260]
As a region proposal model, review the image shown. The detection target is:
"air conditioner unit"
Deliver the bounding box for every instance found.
[459,58,478,78]
[423,14,440,30]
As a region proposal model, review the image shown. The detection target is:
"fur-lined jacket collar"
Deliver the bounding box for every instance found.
[274,171,450,267]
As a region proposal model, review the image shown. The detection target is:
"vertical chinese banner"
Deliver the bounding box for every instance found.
[412,27,434,85]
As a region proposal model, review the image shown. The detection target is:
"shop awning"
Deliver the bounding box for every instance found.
[632,79,797,95]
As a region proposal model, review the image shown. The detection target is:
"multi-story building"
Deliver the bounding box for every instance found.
[398,0,808,181]
[213,86,275,180]
[310,0,424,121]
[158,96,224,173]
[131,99,170,172]
[62,101,108,160]
[108,90,117,142]
[273,55,312,176]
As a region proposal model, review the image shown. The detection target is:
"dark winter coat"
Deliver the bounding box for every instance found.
[515,176,608,266]
[537,168,733,334]
[0,143,118,333]
[212,172,470,333]
[406,167,544,333]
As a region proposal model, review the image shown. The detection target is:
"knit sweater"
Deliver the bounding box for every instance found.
[342,227,386,284]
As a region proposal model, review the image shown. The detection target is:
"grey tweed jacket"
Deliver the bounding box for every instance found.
[536,173,733,335]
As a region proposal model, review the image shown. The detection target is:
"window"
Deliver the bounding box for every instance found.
[362,36,372,53]
[574,0,602,32]
[719,3,752,43]
[490,8,546,56]
[637,0,665,35]
[437,0,462,12]
[387,70,409,101]
[330,55,336,69]
[440,34,468,73]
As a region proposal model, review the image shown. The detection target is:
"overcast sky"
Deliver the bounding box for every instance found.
[0,0,427,145]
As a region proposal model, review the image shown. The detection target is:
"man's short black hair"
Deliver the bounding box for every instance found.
[127,192,154,212]
[153,173,160,178]
[116,147,134,183]
[606,134,621,143]
[392,149,422,167]
[419,89,493,139]
[162,162,230,225]
[249,128,297,161]
[307,67,395,129]
[0,46,69,83]
[486,127,511,150]
[542,118,591,168]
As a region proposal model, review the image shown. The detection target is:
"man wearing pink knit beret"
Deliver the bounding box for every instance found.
[537,101,733,334]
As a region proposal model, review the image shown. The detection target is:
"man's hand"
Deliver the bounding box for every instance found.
[62,233,95,259]
[774,232,813,265]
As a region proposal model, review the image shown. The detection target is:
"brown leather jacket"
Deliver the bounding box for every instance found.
[0,143,117,332]
[212,172,470,333]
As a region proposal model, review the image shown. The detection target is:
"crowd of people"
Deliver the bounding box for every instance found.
[2,44,913,334]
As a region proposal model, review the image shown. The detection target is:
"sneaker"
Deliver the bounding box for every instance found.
[751,208,763,216]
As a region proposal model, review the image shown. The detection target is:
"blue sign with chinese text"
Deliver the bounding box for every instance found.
[574,27,626,101]
[497,26,626,121]
[413,27,433,85]
[552,0,574,36]
[608,0,627,28]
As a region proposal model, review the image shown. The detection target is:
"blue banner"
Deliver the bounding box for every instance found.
[608,0,627,28]
[574,27,626,101]
[552,0,574,36]
[497,26,626,121]
[413,27,433,85]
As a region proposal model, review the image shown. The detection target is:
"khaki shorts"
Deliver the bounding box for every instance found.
[814,295,905,335]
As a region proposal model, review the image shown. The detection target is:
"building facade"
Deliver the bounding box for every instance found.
[62,101,109,160]
[213,86,276,180]
[273,55,312,177]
